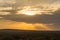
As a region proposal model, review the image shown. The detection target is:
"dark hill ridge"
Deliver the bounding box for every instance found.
[0,29,60,40]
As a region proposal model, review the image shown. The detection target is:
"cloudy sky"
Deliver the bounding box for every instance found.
[0,0,60,30]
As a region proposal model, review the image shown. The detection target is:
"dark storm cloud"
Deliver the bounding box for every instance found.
[0,9,60,24]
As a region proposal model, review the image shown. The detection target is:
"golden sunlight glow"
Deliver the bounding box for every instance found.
[0,20,52,30]
[34,24,51,30]
[20,9,35,15]
[17,6,40,15]
[17,6,54,15]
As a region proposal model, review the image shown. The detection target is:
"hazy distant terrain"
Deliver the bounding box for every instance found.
[0,29,60,40]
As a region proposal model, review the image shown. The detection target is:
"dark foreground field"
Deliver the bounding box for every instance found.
[0,29,60,40]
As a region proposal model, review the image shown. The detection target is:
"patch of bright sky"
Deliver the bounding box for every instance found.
[0,20,52,30]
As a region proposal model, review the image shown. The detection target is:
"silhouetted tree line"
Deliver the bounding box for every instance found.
[0,30,60,40]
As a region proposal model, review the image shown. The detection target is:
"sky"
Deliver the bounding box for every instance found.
[0,0,60,30]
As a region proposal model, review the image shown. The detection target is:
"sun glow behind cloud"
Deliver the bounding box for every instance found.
[17,4,60,16]
[17,6,40,15]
